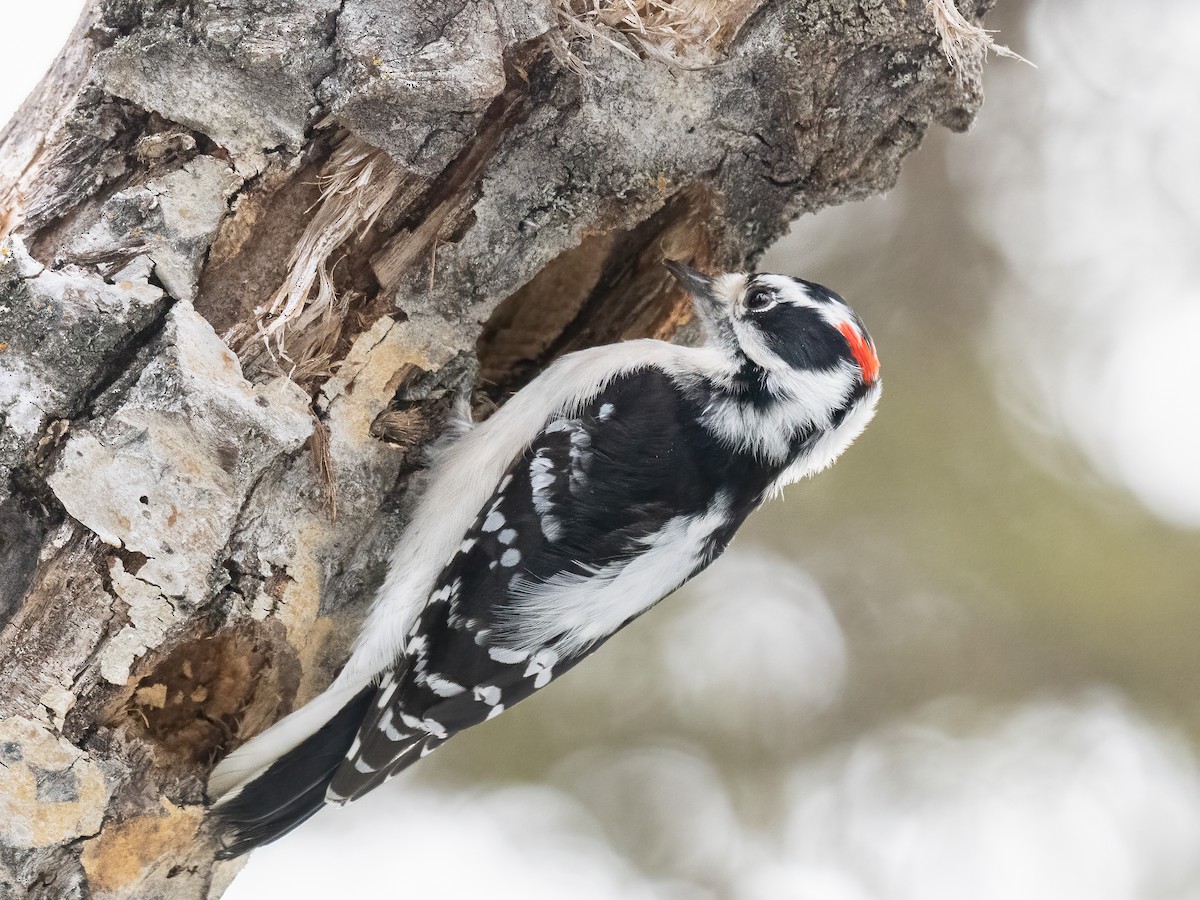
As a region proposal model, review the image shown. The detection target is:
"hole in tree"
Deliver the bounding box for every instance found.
[116,623,300,768]
[475,185,722,402]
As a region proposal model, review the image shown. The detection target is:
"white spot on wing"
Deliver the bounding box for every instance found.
[405,634,427,656]
[525,648,558,689]
[473,684,502,706]
[426,673,466,697]
[531,455,556,499]
[376,673,396,708]
[482,511,505,533]
[488,646,529,665]
[379,708,406,742]
[498,528,517,544]
[567,426,592,494]
[530,449,564,542]
[400,711,425,731]
[501,548,522,568]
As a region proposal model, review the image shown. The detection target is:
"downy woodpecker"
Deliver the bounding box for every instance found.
[208,261,881,856]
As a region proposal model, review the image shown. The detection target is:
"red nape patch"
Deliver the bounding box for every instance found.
[838,323,880,384]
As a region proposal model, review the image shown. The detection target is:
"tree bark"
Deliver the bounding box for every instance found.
[0,0,989,896]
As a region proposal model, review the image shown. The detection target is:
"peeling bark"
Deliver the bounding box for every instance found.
[0,0,991,895]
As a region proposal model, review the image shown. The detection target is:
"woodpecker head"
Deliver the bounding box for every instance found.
[665,261,880,391]
[665,260,880,475]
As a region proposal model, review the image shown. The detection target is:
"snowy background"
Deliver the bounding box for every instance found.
[5,1,1200,897]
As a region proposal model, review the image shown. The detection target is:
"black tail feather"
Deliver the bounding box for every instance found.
[213,780,329,859]
[210,685,374,858]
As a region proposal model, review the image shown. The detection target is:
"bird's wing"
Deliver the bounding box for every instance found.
[328,366,767,801]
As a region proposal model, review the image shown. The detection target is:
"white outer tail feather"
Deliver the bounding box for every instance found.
[207,675,374,803]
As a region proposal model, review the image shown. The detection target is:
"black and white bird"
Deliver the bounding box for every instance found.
[208,261,881,856]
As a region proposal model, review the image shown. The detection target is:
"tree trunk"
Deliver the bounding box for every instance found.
[0,0,989,895]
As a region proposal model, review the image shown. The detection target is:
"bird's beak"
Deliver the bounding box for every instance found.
[664,259,735,348]
[664,259,716,298]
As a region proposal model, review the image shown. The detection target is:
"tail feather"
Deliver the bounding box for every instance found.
[213,779,329,859]
[208,679,373,799]
[208,684,375,857]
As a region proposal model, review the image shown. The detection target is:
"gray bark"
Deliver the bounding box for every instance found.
[0,0,989,895]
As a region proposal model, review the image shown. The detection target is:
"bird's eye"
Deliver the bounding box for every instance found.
[743,288,775,312]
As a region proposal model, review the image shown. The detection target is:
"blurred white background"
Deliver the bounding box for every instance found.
[0,2,84,128]
[5,1,1200,898]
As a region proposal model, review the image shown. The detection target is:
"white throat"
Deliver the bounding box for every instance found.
[701,359,861,464]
